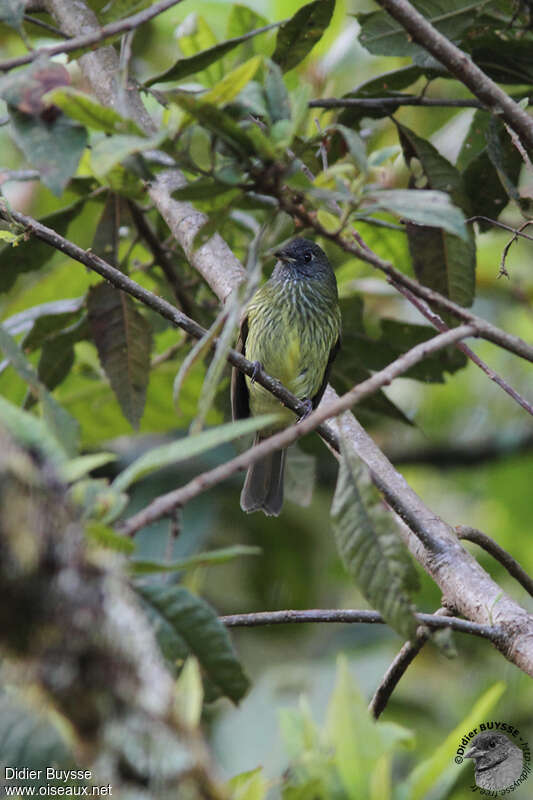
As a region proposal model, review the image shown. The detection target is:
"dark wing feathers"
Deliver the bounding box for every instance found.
[231,315,250,420]
[311,335,341,410]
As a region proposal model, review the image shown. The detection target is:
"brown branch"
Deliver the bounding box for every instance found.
[391,282,533,417]
[374,0,533,151]
[309,96,487,110]
[387,431,533,468]
[457,526,533,598]
[368,607,452,719]
[119,325,476,537]
[0,0,186,72]
[499,220,533,279]
[219,609,502,641]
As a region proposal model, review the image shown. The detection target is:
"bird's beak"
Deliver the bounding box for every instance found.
[274,249,297,263]
[465,746,481,759]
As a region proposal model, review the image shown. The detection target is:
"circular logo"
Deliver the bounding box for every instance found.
[454,721,531,794]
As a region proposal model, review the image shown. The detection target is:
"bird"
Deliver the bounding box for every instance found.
[231,237,341,516]
[465,731,524,790]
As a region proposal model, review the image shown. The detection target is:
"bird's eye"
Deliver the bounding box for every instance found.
[489,741,497,749]
[303,251,312,263]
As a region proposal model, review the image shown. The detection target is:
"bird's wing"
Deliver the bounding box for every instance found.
[311,334,341,410]
[231,314,250,420]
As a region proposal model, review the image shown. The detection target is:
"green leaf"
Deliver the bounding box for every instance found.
[333,124,367,174]
[171,179,237,201]
[227,767,269,800]
[2,298,84,344]
[0,693,76,785]
[403,682,506,800]
[9,110,87,196]
[146,26,276,86]
[173,94,259,157]
[87,283,152,429]
[33,317,89,397]
[357,1,503,56]
[364,188,468,241]
[460,113,525,229]
[100,0,152,24]
[273,0,335,72]
[326,657,414,800]
[44,87,145,136]
[0,325,79,457]
[89,132,163,178]
[331,437,419,641]
[0,0,25,28]
[113,414,280,492]
[129,545,262,574]
[0,199,86,294]
[137,584,250,703]
[0,395,67,467]
[69,478,128,524]
[265,60,291,123]
[203,56,262,108]
[60,452,118,483]
[174,656,204,729]
[397,122,476,306]
[85,520,135,554]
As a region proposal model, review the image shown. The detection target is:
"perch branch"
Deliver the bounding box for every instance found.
[457,526,533,598]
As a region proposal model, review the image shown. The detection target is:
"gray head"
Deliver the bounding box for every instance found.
[466,731,522,769]
[273,238,334,282]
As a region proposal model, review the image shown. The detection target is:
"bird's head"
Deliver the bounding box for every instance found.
[274,238,333,280]
[465,732,521,769]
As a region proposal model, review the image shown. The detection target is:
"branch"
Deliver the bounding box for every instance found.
[0,203,340,448]
[368,607,453,719]
[219,609,502,641]
[0,0,186,72]
[119,324,476,537]
[309,96,487,110]
[374,0,533,151]
[391,282,533,417]
[457,526,533,598]
[387,431,533,467]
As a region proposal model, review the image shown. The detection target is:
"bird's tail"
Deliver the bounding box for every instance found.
[240,435,286,516]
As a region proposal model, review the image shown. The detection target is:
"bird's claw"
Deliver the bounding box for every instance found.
[298,398,313,422]
[250,360,262,384]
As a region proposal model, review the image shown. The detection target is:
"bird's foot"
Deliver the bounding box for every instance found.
[298,398,313,422]
[250,360,262,383]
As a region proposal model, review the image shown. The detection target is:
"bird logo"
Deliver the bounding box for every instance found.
[465,731,524,791]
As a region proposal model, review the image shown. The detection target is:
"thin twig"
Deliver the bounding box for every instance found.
[374,0,533,151]
[309,96,487,110]
[219,609,502,641]
[119,325,476,537]
[499,220,533,279]
[369,608,452,719]
[127,200,195,317]
[23,13,70,38]
[466,216,533,242]
[457,526,533,598]
[0,0,186,72]
[388,431,533,467]
[391,282,533,417]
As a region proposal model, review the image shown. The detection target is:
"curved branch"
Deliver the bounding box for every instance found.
[309,96,487,110]
[457,526,533,598]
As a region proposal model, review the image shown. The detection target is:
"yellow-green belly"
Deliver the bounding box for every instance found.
[244,280,339,431]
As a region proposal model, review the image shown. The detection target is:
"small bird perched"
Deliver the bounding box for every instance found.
[465,731,524,790]
[231,238,341,516]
